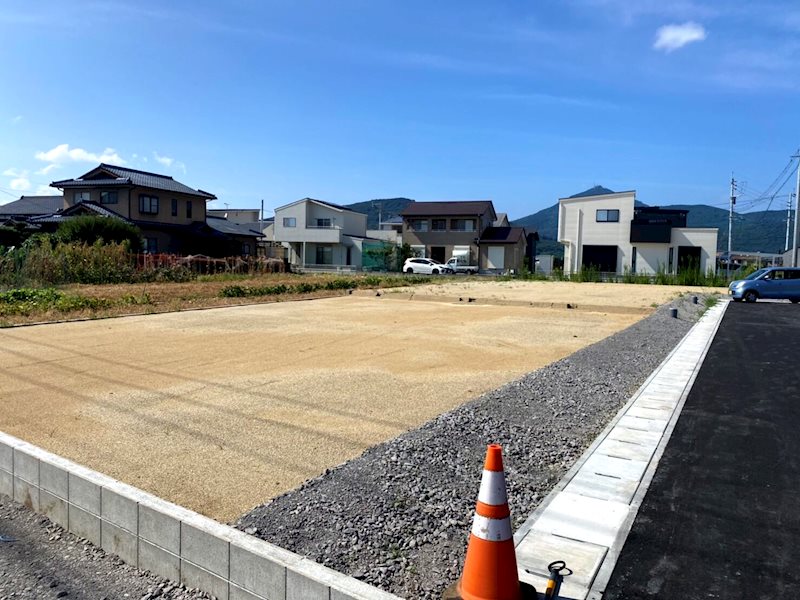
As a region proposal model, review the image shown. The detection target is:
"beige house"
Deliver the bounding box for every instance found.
[400,200,532,273]
[43,164,262,256]
[558,186,718,275]
[401,201,497,265]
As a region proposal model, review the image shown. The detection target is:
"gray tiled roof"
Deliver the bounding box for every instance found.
[0,195,63,216]
[52,164,216,199]
[206,216,262,237]
[401,201,495,217]
[304,198,361,213]
[29,201,132,224]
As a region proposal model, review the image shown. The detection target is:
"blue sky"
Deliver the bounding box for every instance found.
[1,0,798,219]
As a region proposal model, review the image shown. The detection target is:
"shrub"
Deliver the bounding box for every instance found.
[56,216,143,252]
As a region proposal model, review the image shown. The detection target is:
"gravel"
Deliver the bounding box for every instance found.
[236,295,712,599]
[0,495,212,600]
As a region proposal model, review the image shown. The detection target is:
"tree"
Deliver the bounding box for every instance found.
[56,216,142,252]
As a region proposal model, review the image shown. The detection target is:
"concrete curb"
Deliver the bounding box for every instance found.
[512,299,729,599]
[0,431,401,600]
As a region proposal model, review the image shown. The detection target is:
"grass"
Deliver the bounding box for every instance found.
[0,287,153,325]
[0,272,438,326]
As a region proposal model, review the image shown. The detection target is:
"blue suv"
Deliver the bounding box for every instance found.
[728,267,800,303]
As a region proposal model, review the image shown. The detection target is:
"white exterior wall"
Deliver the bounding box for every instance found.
[274,202,308,241]
[341,210,368,237]
[366,229,401,244]
[634,244,670,274]
[558,192,636,274]
[671,228,718,274]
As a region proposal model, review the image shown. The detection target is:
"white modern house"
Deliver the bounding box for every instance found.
[558,186,718,276]
[273,198,370,270]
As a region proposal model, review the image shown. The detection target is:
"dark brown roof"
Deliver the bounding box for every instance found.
[478,226,526,244]
[401,201,495,218]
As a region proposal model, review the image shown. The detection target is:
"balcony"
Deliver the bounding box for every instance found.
[280,225,342,243]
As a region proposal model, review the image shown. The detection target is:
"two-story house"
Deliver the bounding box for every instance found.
[400,201,497,265]
[273,198,370,269]
[398,200,531,273]
[558,186,718,275]
[41,163,259,256]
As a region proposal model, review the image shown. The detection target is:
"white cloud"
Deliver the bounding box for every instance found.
[10,115,22,125]
[3,168,31,192]
[35,184,57,196]
[654,22,707,52]
[153,152,187,174]
[35,163,61,176]
[34,143,126,166]
[153,151,174,167]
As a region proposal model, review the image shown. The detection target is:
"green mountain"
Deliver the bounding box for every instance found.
[344,198,414,229]
[513,202,793,254]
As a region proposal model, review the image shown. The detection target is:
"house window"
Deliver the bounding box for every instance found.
[171,199,178,217]
[139,195,159,215]
[186,200,193,219]
[668,247,674,272]
[409,219,428,232]
[143,237,158,254]
[450,219,476,232]
[283,217,296,227]
[432,219,447,231]
[411,245,426,257]
[242,243,251,256]
[315,245,332,265]
[315,218,332,228]
[596,209,620,222]
[75,191,90,203]
[631,247,637,272]
[100,191,118,204]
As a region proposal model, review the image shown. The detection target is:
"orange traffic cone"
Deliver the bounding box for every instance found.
[443,444,534,600]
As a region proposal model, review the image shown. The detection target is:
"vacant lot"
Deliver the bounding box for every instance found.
[0,281,708,522]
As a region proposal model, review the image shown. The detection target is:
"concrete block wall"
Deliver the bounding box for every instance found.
[0,432,402,600]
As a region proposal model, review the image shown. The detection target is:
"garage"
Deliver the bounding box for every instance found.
[582,245,618,272]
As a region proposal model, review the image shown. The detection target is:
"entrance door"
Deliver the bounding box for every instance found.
[430,246,446,263]
[677,246,702,272]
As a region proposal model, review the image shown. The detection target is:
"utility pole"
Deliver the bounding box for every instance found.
[786,193,794,252]
[728,175,735,278]
[793,154,800,267]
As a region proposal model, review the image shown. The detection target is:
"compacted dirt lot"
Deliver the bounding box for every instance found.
[0,280,717,522]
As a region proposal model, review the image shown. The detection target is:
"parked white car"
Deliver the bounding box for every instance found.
[403,258,451,274]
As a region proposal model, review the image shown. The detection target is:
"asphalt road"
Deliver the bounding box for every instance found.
[604,301,800,599]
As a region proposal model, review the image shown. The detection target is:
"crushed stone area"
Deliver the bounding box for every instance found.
[236,295,712,599]
[0,495,211,600]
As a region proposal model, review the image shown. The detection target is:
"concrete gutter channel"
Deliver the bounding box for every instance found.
[0,300,726,600]
[513,300,728,599]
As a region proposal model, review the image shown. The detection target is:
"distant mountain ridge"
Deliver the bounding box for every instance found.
[344,198,414,229]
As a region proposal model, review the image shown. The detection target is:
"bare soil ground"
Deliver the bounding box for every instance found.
[0,281,715,522]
